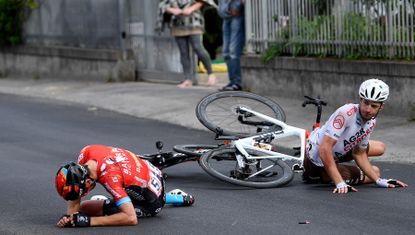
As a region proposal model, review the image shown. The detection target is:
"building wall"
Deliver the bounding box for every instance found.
[242,55,415,119]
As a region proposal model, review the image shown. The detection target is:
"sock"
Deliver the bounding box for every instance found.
[165,193,184,205]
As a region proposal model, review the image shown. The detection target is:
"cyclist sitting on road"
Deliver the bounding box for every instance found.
[55,144,194,227]
[302,78,408,193]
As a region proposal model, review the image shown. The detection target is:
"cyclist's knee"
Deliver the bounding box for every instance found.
[368,140,385,157]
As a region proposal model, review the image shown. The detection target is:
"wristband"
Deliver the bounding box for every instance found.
[336,181,348,189]
[376,178,389,188]
[72,212,91,227]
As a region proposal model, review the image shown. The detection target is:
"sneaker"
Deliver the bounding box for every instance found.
[220,84,242,91]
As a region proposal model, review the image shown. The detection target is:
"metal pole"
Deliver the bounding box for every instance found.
[118,0,127,60]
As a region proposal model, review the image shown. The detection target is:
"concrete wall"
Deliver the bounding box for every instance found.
[242,56,415,119]
[0,46,135,82]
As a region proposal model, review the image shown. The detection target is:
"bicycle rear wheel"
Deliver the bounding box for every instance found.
[199,147,294,188]
[196,91,286,137]
[173,144,219,157]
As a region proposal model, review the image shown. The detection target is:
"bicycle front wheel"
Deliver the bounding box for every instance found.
[173,144,219,157]
[199,147,294,188]
[196,91,286,137]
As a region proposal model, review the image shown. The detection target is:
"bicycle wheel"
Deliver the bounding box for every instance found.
[196,91,286,137]
[199,147,294,188]
[173,144,220,157]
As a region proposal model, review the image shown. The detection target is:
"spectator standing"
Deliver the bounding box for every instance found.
[157,0,218,88]
[218,0,245,91]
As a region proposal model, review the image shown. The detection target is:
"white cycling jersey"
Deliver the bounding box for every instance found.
[306,103,376,167]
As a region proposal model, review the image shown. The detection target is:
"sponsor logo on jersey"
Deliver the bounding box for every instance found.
[347,106,358,116]
[332,114,345,129]
[100,163,106,172]
[126,188,145,201]
[77,153,84,162]
[343,122,375,151]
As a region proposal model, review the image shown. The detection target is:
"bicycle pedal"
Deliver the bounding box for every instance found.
[292,164,303,172]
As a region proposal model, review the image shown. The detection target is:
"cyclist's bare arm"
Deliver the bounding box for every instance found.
[319,135,357,193]
[319,136,344,185]
[352,147,380,183]
[67,199,81,214]
[90,202,137,226]
[353,147,408,188]
[56,199,81,227]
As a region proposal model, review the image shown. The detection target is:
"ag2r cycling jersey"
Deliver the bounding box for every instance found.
[306,103,376,167]
[77,145,163,207]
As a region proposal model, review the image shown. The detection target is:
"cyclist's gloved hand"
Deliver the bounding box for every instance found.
[376,178,408,188]
[333,181,357,194]
[71,212,91,227]
[57,214,72,228]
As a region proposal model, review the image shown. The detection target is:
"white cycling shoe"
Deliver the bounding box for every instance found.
[168,189,195,206]
[90,195,108,201]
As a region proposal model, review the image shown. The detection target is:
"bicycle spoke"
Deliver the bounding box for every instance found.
[200,147,294,188]
[196,91,286,137]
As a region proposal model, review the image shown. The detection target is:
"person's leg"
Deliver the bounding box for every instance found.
[79,200,106,216]
[175,36,193,87]
[80,198,122,216]
[134,196,165,217]
[319,163,380,185]
[222,19,233,87]
[227,15,245,88]
[189,34,216,86]
[302,156,325,183]
[367,140,385,157]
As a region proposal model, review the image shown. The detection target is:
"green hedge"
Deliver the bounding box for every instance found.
[0,0,38,46]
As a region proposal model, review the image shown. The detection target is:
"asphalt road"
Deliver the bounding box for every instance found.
[0,94,414,235]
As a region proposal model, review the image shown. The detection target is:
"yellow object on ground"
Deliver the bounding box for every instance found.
[198,62,227,73]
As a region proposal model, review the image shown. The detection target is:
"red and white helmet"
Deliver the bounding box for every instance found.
[359,78,389,102]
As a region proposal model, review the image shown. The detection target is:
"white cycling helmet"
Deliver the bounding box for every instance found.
[359,78,389,102]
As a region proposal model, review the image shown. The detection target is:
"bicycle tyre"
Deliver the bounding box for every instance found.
[196,91,286,137]
[173,144,220,157]
[199,146,294,188]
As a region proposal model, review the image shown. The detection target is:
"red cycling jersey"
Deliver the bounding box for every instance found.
[77,145,163,207]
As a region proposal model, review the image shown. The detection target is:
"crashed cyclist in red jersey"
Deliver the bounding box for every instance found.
[55,144,194,227]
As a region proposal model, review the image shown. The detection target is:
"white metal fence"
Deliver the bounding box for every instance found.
[245,0,415,59]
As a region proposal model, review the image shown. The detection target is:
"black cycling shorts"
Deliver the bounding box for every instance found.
[103,177,166,217]
[302,154,364,185]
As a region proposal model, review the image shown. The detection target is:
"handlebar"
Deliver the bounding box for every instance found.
[302,95,327,130]
[302,95,327,107]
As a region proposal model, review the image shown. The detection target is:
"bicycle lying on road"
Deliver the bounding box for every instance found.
[141,91,326,188]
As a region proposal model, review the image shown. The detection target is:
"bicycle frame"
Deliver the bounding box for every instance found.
[233,106,307,170]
